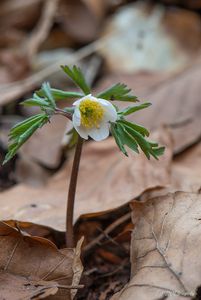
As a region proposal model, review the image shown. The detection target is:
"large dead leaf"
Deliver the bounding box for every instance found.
[111,191,201,300]
[0,271,58,299]
[0,128,172,230]
[0,221,83,300]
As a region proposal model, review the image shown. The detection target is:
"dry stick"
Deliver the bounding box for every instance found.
[25,0,59,59]
[66,136,84,248]
[0,37,108,106]
[57,284,84,290]
[83,212,131,252]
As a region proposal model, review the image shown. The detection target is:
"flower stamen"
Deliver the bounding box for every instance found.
[79,99,105,128]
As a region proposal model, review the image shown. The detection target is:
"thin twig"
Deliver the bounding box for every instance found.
[66,136,83,248]
[55,107,72,120]
[57,284,84,290]
[83,212,131,252]
[25,0,59,58]
[0,37,108,106]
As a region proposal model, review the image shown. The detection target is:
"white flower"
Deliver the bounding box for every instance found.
[72,94,117,141]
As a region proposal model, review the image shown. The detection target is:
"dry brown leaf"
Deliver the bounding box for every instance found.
[138,142,201,202]
[58,0,102,43]
[4,220,65,247]
[0,221,83,300]
[171,142,201,193]
[0,127,172,230]
[0,0,42,30]
[0,271,58,300]
[20,115,68,169]
[0,49,30,84]
[111,191,201,300]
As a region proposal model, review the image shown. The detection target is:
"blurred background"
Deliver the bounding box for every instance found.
[0,1,201,298]
[0,0,201,190]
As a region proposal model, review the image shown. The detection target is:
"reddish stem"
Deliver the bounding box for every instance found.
[66,135,83,247]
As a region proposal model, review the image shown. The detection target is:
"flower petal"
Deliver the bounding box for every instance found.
[72,107,81,126]
[88,123,110,141]
[73,124,89,140]
[98,98,117,122]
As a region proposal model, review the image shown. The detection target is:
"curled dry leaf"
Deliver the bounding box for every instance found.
[0,127,172,230]
[111,191,201,300]
[4,220,65,247]
[0,221,83,300]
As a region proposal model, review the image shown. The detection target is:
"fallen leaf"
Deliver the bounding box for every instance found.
[0,0,42,30]
[15,156,51,186]
[0,49,30,84]
[171,142,201,193]
[0,271,58,300]
[0,221,83,299]
[111,191,201,300]
[20,115,68,169]
[58,0,102,43]
[137,142,201,202]
[0,127,172,230]
[4,220,65,247]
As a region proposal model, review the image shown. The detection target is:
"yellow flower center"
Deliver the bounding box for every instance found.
[79,99,105,128]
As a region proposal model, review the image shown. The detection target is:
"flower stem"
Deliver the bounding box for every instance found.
[66,135,83,248]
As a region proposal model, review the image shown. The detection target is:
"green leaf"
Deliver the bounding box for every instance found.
[3,114,48,164]
[9,114,45,137]
[151,146,165,157]
[40,82,56,108]
[37,88,84,100]
[22,98,50,108]
[123,125,151,159]
[97,83,138,102]
[61,65,91,95]
[118,120,150,137]
[110,124,128,156]
[119,102,151,116]
[116,123,139,154]
[117,122,165,160]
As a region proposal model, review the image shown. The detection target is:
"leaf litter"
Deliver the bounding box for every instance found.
[111,191,201,300]
[0,221,83,300]
[0,127,172,230]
